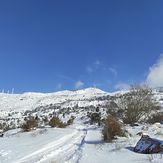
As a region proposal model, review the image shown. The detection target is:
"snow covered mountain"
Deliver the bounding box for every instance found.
[0,87,112,127]
[0,87,110,112]
[0,87,163,163]
[0,87,162,116]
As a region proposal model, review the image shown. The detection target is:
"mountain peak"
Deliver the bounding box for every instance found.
[76,87,106,94]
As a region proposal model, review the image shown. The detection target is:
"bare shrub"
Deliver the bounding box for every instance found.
[147,112,163,124]
[49,116,66,128]
[115,85,160,125]
[21,116,38,132]
[102,115,125,142]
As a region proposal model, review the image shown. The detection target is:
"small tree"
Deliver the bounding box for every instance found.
[116,85,160,125]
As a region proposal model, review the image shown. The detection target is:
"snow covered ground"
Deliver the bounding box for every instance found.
[0,123,163,163]
[0,88,163,163]
[0,126,85,163]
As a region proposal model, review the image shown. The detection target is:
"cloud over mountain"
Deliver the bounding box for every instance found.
[146,55,163,88]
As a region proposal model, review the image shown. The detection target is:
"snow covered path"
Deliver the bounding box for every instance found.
[78,126,154,163]
[0,127,86,163]
[17,129,85,163]
[1,125,163,163]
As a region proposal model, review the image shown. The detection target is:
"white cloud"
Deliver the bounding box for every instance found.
[109,67,117,77]
[114,82,130,90]
[146,55,163,88]
[74,80,84,89]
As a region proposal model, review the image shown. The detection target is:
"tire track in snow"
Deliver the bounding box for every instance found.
[15,130,79,163]
[15,128,86,163]
[38,128,86,163]
[74,126,100,163]
[75,128,87,163]
[61,128,88,163]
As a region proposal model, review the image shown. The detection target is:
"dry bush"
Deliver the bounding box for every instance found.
[102,115,125,142]
[115,85,160,125]
[49,116,66,128]
[21,116,38,132]
[147,112,163,124]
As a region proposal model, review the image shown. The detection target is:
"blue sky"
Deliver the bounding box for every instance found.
[0,0,163,93]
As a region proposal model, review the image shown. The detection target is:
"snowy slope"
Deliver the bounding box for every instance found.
[0,88,108,112]
[0,88,163,163]
[0,87,162,113]
[1,124,163,163]
[0,127,84,163]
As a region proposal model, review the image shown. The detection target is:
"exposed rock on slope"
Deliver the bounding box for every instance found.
[134,134,163,154]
